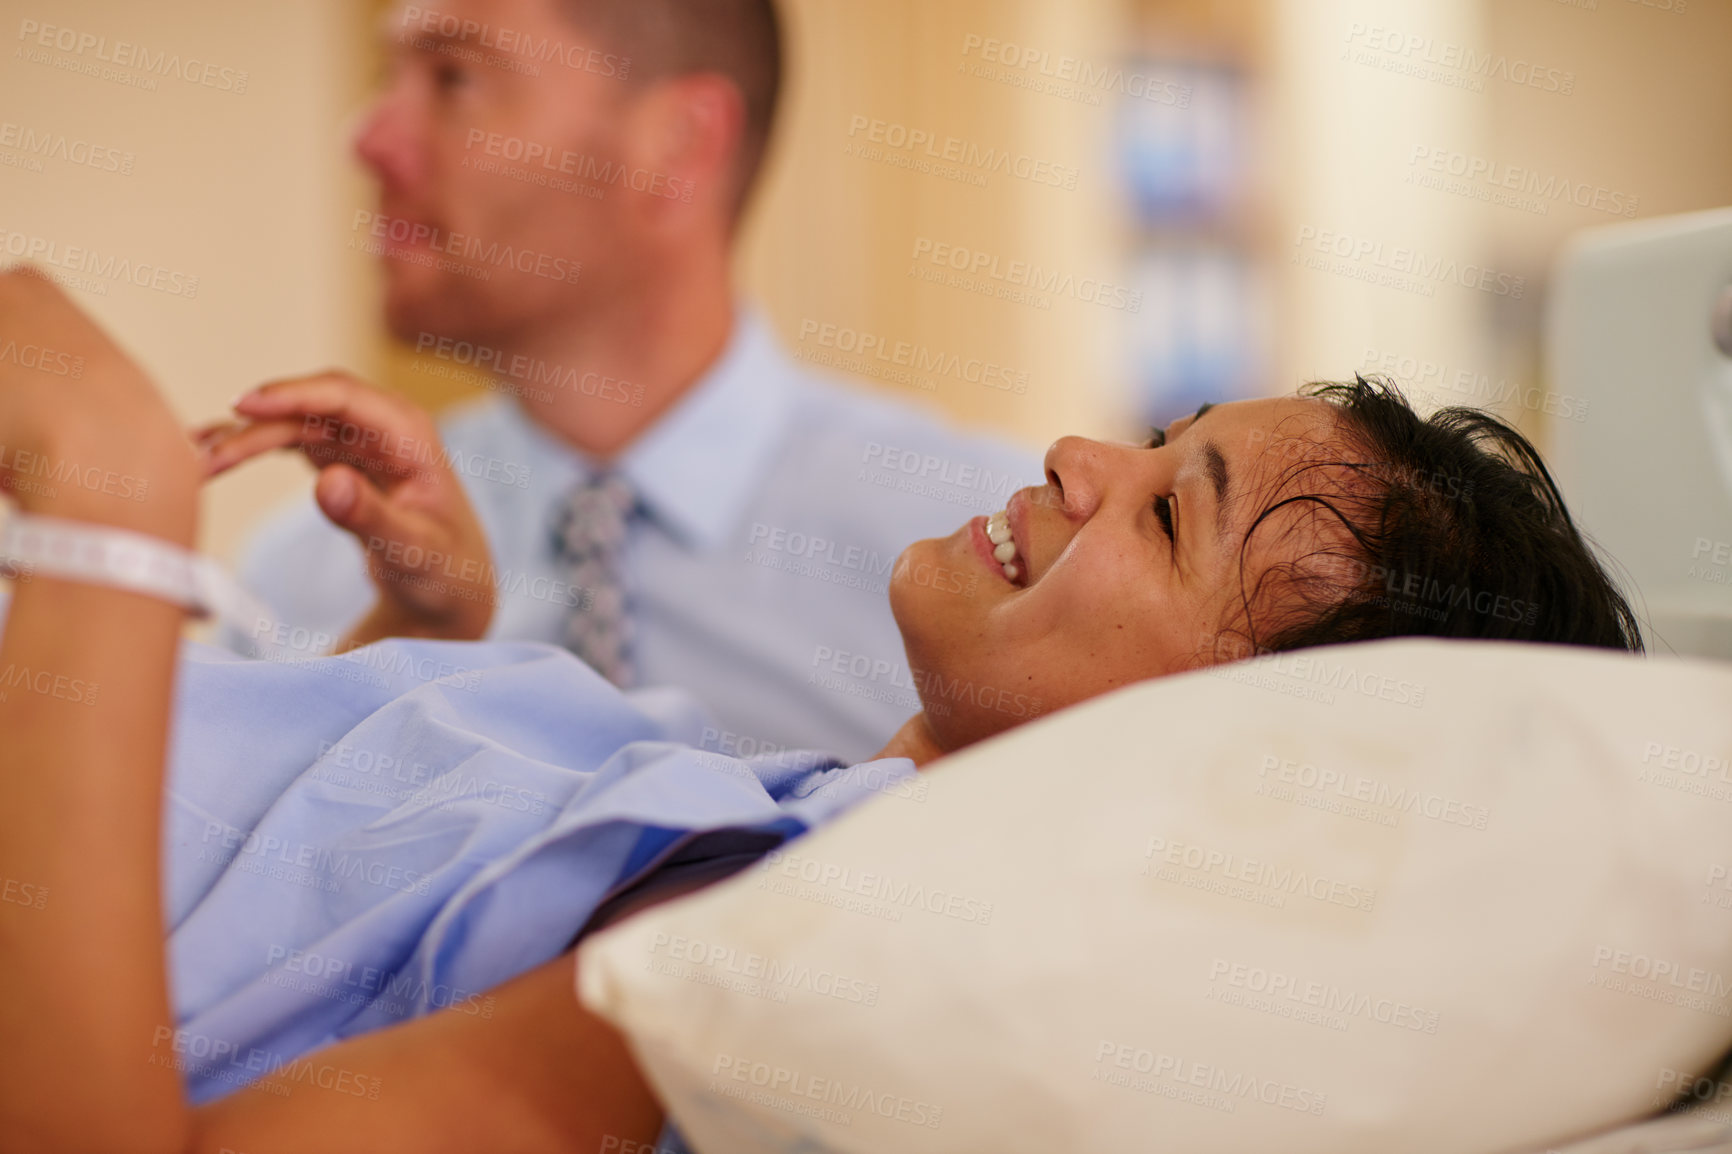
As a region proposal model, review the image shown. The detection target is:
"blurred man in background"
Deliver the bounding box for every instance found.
[211,0,1037,763]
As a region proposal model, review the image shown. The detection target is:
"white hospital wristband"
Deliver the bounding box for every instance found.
[0,512,271,625]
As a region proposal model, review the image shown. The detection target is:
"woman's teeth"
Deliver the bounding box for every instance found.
[986,510,1021,582]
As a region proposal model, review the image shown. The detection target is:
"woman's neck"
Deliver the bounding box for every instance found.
[870,713,949,769]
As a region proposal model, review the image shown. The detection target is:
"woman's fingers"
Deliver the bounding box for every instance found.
[198,418,310,478]
[228,372,440,486]
[234,372,427,440]
[204,406,427,488]
[189,420,236,446]
[214,368,495,636]
[234,370,381,416]
[313,463,393,537]
[314,466,443,569]
[315,465,492,624]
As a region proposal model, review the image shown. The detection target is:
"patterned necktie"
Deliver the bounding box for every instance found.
[549,471,639,688]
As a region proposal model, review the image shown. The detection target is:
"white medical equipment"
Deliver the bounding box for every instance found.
[1548,206,1732,659]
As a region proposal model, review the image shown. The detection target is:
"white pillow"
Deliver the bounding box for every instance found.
[1540,1110,1732,1154]
[579,639,1732,1154]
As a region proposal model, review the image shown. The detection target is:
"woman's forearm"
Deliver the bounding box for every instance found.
[0,487,198,1153]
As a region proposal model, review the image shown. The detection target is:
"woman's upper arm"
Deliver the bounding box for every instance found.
[187,949,663,1154]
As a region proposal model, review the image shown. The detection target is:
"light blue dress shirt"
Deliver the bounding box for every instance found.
[226,311,1041,763]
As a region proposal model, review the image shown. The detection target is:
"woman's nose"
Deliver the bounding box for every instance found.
[1043,436,1111,522]
[1043,436,1170,522]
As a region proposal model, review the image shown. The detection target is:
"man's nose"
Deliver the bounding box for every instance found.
[352,93,418,191]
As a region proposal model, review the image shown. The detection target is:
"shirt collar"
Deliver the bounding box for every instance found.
[613,308,798,552]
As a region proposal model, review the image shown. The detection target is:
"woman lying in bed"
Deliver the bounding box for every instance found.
[0,270,1639,1153]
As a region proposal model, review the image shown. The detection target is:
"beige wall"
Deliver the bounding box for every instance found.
[8,0,1731,573]
[1266,0,1732,450]
[1485,0,1732,273]
[736,0,1130,446]
[0,0,377,564]
[1267,0,1492,403]
[1483,0,1732,447]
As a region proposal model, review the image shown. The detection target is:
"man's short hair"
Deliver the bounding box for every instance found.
[562,0,783,218]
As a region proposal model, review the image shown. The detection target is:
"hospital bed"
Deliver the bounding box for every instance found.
[10,211,1723,1152]
[569,211,1732,1153]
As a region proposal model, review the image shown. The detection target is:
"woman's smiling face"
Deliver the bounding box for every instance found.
[888,396,1350,749]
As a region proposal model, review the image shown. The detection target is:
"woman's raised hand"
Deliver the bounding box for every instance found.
[195,370,497,641]
[0,267,198,543]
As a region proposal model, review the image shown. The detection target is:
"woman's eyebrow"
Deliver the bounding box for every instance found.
[1174,404,1232,532]
[1202,441,1230,533]
[1175,403,1230,533]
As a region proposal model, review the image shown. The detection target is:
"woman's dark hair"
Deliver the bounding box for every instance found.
[1228,374,1643,658]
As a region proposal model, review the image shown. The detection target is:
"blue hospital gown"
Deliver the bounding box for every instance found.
[136,635,915,1104]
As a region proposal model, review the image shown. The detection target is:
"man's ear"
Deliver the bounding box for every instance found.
[625,72,745,218]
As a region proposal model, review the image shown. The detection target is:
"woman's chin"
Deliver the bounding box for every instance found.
[886,537,943,628]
